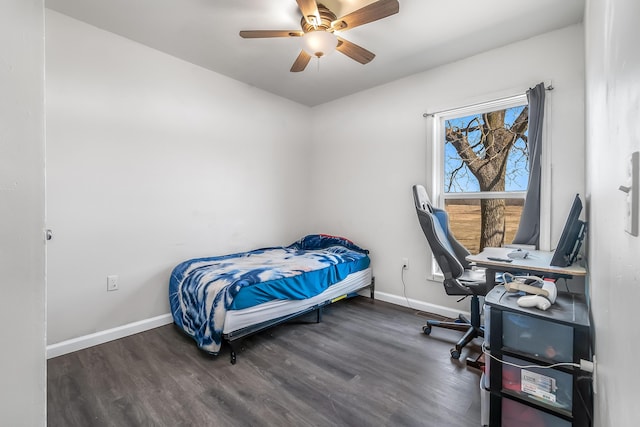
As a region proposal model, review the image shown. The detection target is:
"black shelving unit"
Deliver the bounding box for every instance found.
[484,285,593,427]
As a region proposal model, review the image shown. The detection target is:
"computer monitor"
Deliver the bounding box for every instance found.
[550,194,587,267]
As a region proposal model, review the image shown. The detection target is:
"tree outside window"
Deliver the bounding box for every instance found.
[441,102,529,253]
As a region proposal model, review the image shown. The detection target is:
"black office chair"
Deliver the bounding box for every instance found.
[412,184,489,360]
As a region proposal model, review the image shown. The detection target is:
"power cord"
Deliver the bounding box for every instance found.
[481,342,594,372]
[401,264,412,309]
[502,272,547,286]
[402,266,454,320]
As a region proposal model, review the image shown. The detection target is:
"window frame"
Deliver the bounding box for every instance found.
[426,92,551,279]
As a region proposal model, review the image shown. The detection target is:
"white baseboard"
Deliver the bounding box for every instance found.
[374,291,471,320]
[46,293,470,359]
[47,313,174,359]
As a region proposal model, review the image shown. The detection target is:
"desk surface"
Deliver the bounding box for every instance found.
[467,247,587,277]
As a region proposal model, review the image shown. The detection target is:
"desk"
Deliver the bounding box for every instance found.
[467,247,587,287]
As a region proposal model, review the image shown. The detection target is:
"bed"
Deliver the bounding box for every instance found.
[169,234,374,363]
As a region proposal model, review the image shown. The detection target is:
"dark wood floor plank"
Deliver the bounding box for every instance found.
[48,298,483,427]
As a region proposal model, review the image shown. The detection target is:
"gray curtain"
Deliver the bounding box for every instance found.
[512,82,545,247]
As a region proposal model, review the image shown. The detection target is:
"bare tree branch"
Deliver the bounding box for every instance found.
[444,106,530,250]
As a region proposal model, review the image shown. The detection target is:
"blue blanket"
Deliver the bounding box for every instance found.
[169,235,370,354]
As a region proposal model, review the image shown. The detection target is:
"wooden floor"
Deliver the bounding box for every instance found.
[48,298,484,427]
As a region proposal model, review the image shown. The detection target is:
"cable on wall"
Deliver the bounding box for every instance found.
[401,264,412,309]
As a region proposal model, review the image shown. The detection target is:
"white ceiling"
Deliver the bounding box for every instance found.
[45,0,585,107]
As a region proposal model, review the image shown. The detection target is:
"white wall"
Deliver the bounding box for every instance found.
[46,11,312,344]
[44,9,591,372]
[585,0,640,425]
[0,1,46,425]
[309,25,585,317]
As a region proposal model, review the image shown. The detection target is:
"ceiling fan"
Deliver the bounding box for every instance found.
[239,0,399,72]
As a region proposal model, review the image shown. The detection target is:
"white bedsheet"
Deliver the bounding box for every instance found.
[223,268,372,334]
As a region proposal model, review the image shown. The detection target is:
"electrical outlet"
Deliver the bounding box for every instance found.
[107,275,119,291]
[402,258,409,270]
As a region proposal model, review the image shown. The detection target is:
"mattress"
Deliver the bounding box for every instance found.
[169,234,371,355]
[223,267,372,334]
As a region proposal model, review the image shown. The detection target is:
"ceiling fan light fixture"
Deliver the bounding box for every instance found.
[301,30,338,58]
[240,0,399,72]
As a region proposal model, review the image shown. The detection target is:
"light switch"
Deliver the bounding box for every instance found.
[619,151,639,236]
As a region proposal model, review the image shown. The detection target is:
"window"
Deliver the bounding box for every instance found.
[431,95,529,255]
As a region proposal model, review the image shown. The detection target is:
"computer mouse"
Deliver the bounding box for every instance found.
[507,249,529,259]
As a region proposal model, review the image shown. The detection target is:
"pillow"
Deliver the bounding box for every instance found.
[288,234,369,254]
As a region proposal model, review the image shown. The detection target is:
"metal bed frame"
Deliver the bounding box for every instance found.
[222,277,375,364]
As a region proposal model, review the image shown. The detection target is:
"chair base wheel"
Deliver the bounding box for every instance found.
[450,348,461,359]
[422,325,432,335]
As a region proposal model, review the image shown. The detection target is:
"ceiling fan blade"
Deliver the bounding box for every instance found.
[332,0,399,31]
[296,0,320,26]
[290,50,312,72]
[336,37,375,64]
[239,30,303,38]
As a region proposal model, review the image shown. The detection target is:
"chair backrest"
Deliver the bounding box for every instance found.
[412,185,474,295]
